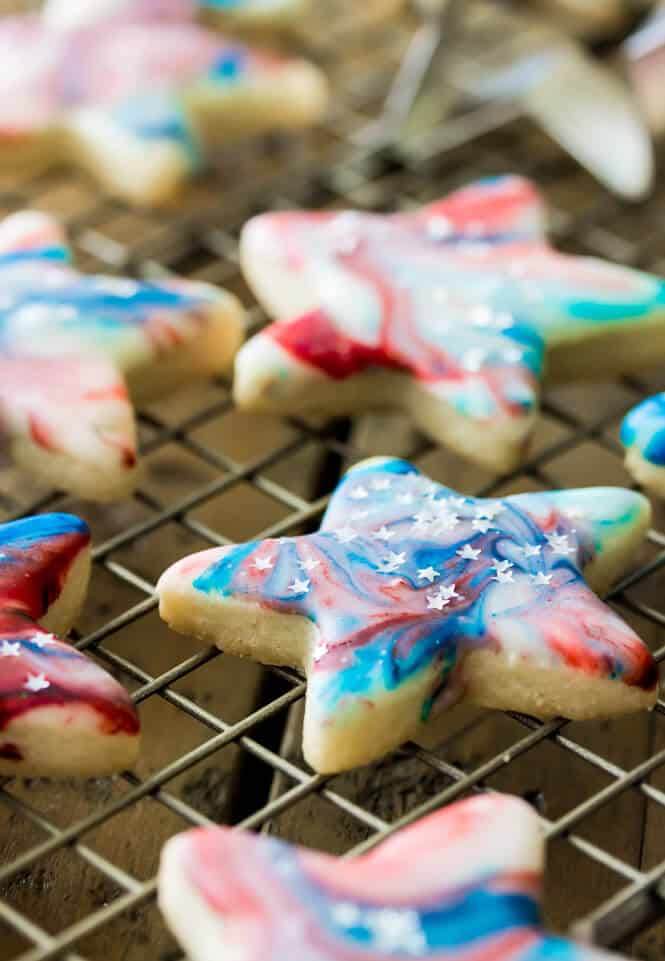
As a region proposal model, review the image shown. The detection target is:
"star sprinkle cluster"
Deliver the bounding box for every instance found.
[159,457,657,772]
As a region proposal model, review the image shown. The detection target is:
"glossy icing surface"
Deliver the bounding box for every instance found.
[159,457,656,767]
[161,794,616,960]
[0,513,138,767]
[621,393,665,466]
[0,209,230,492]
[238,176,665,456]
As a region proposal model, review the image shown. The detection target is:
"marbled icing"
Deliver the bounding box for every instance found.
[621,393,665,466]
[159,457,656,769]
[160,793,617,961]
[0,209,235,495]
[0,513,139,770]
[238,176,665,465]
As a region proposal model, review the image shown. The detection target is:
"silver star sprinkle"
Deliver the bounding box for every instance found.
[437,583,461,603]
[379,551,406,574]
[530,572,553,586]
[494,569,515,584]
[32,633,58,648]
[520,544,542,557]
[426,593,449,611]
[367,908,426,955]
[288,578,311,594]
[472,518,494,534]
[412,512,435,533]
[0,641,20,657]
[371,477,392,491]
[546,533,576,556]
[457,544,481,561]
[372,526,396,542]
[435,510,461,532]
[335,527,358,544]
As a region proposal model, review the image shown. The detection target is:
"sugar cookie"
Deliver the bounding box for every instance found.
[621,393,665,495]
[159,793,618,961]
[158,456,657,773]
[235,175,665,473]
[0,210,244,500]
[0,513,139,776]
[3,6,328,205]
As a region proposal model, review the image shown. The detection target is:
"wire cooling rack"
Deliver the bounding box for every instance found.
[3,4,665,960]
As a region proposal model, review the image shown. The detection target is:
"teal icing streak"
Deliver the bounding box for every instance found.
[567,278,665,324]
[622,393,665,466]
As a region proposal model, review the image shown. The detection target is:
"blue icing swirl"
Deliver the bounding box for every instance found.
[621,393,665,466]
[0,514,88,550]
[260,835,585,958]
[209,47,247,81]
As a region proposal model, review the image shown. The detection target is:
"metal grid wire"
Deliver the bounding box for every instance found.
[3,4,665,960]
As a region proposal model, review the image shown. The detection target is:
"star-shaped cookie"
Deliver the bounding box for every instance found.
[0,209,244,500]
[235,175,665,473]
[0,512,139,776]
[2,3,327,205]
[621,392,665,495]
[158,456,658,773]
[159,793,618,961]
